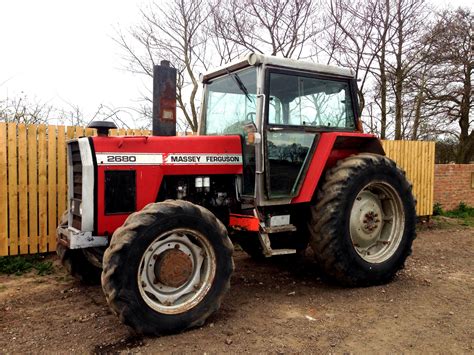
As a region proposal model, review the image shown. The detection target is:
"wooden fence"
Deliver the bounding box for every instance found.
[0,122,434,256]
[0,123,150,257]
[382,140,435,217]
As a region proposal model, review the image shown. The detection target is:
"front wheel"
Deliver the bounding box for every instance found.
[309,153,416,286]
[101,200,234,335]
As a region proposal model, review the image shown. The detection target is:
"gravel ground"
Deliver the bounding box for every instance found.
[0,220,473,353]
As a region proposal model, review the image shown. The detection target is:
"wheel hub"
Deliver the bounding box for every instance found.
[351,191,383,248]
[154,248,193,288]
[361,211,381,234]
[349,182,405,263]
[138,230,216,314]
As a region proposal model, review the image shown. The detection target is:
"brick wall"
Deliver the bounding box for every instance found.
[434,164,474,210]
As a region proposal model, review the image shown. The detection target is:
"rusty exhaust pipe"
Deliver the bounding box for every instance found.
[152,60,177,136]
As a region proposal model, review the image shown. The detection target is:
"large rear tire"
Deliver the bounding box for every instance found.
[101,200,234,335]
[309,154,416,286]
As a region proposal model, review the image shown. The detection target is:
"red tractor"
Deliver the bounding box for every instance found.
[57,53,416,335]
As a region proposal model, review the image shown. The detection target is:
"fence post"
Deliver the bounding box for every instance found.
[0,123,8,256]
[18,124,28,254]
[28,124,39,253]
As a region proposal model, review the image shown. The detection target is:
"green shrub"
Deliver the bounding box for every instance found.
[0,255,54,276]
[433,202,443,216]
[441,202,474,227]
[444,202,474,218]
[457,202,469,213]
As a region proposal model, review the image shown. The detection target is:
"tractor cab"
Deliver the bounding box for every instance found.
[199,53,360,206]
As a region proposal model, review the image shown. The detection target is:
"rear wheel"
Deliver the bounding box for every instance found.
[309,154,416,286]
[101,200,234,335]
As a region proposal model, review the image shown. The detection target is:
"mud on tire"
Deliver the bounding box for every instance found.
[101,200,234,335]
[309,153,416,287]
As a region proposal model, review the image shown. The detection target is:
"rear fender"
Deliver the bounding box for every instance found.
[291,132,384,204]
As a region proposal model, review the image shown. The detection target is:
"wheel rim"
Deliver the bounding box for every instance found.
[349,181,405,263]
[138,228,216,314]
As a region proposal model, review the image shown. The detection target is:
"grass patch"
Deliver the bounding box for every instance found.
[0,254,54,276]
[434,202,474,227]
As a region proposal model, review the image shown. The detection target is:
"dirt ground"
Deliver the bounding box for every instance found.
[1,221,473,354]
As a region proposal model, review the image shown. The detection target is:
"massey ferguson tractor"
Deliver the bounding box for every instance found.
[56,53,416,335]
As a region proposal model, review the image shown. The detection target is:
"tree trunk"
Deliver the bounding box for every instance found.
[378,0,390,140]
[411,91,422,140]
[379,52,387,139]
[411,72,426,140]
[394,1,403,140]
[455,61,473,163]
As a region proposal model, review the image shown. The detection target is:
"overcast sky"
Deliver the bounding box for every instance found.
[0,0,148,126]
[0,0,471,128]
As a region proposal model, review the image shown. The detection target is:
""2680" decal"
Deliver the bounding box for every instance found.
[106,155,137,163]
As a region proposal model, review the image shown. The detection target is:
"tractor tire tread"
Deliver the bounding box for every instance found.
[101,200,233,335]
[308,154,416,287]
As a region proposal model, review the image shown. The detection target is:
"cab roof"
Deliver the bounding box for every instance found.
[201,52,355,83]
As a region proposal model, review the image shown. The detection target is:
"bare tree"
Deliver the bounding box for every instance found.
[387,0,429,139]
[0,90,140,130]
[54,101,88,126]
[114,0,470,150]
[423,8,473,163]
[55,102,142,129]
[115,0,212,132]
[117,0,325,133]
[322,0,381,115]
[324,0,434,140]
[0,93,54,124]
[211,0,321,59]
[371,0,397,138]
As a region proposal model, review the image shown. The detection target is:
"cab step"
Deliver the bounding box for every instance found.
[258,225,297,257]
[269,248,297,256]
[262,224,297,234]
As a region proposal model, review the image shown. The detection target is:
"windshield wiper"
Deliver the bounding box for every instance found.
[225,68,252,102]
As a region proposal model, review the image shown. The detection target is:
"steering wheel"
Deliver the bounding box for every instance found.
[246,112,256,122]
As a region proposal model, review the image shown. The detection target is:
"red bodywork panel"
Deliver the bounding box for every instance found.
[90,131,382,235]
[291,132,382,203]
[92,135,243,235]
[228,213,260,232]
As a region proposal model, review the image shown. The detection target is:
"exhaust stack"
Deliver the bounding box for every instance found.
[152,60,177,136]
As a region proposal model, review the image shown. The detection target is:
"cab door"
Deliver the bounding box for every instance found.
[263,69,356,200]
[265,128,317,198]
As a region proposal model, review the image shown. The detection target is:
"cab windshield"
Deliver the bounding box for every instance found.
[203,67,257,135]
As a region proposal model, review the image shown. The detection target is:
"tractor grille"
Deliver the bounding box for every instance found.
[69,141,82,230]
